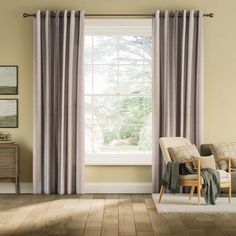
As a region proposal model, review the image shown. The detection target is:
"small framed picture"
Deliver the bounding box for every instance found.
[0,99,18,128]
[0,66,18,95]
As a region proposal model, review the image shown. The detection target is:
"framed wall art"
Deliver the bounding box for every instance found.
[0,65,18,95]
[0,99,18,128]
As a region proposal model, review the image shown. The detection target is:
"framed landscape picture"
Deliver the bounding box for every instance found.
[0,66,18,95]
[0,99,18,128]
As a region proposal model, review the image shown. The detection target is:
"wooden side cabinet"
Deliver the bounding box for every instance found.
[0,143,19,194]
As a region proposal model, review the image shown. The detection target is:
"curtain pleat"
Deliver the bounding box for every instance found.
[60,10,68,194]
[152,10,204,192]
[33,10,85,194]
[33,11,42,194]
[76,12,85,194]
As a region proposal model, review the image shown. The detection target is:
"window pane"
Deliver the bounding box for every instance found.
[143,83,151,95]
[93,96,119,125]
[119,65,143,95]
[85,125,92,153]
[141,98,152,152]
[117,125,152,153]
[119,36,144,64]
[93,36,118,64]
[119,65,143,83]
[120,96,146,125]
[93,65,118,94]
[85,65,92,94]
[144,65,151,83]
[85,36,92,64]
[144,36,152,64]
[120,83,144,96]
[85,96,92,126]
[139,126,152,152]
[144,96,152,121]
[93,126,119,154]
[118,125,142,153]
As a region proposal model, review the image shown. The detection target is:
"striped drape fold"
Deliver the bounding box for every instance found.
[33,10,85,194]
[152,10,204,192]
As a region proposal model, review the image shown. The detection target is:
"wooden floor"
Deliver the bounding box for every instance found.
[0,194,235,236]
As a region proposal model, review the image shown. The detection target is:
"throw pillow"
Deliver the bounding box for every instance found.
[210,142,236,170]
[168,144,200,169]
[192,155,216,170]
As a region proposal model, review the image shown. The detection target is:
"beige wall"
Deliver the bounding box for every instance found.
[0,0,236,183]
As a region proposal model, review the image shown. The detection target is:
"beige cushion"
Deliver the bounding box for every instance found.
[192,155,216,170]
[159,137,192,164]
[168,144,200,169]
[210,142,236,170]
[180,170,230,184]
[218,169,229,178]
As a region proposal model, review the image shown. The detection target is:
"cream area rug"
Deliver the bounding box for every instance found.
[152,194,236,213]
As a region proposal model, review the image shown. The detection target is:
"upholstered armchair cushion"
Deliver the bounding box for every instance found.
[192,155,216,170]
[210,142,236,170]
[180,170,230,184]
[168,144,200,169]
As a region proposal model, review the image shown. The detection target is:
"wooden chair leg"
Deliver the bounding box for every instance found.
[229,185,231,203]
[197,159,201,206]
[158,185,165,203]
[189,186,195,200]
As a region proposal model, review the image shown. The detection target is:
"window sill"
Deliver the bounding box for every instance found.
[85,155,152,166]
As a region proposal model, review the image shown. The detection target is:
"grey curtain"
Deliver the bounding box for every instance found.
[152,10,204,192]
[33,10,85,194]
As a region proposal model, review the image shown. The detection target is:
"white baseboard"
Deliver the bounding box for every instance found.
[85,182,152,193]
[0,182,152,194]
[0,183,33,194]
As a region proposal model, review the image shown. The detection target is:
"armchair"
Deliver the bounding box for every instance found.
[158,137,231,206]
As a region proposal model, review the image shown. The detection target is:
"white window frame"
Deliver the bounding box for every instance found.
[84,19,152,165]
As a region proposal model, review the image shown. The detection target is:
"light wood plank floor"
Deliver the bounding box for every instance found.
[0,194,235,235]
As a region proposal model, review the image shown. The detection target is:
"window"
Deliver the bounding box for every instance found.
[85,19,152,165]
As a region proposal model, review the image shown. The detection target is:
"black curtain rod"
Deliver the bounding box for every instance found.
[23,12,214,18]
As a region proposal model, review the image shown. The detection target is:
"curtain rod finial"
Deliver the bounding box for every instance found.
[23,13,28,18]
[209,13,214,17]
